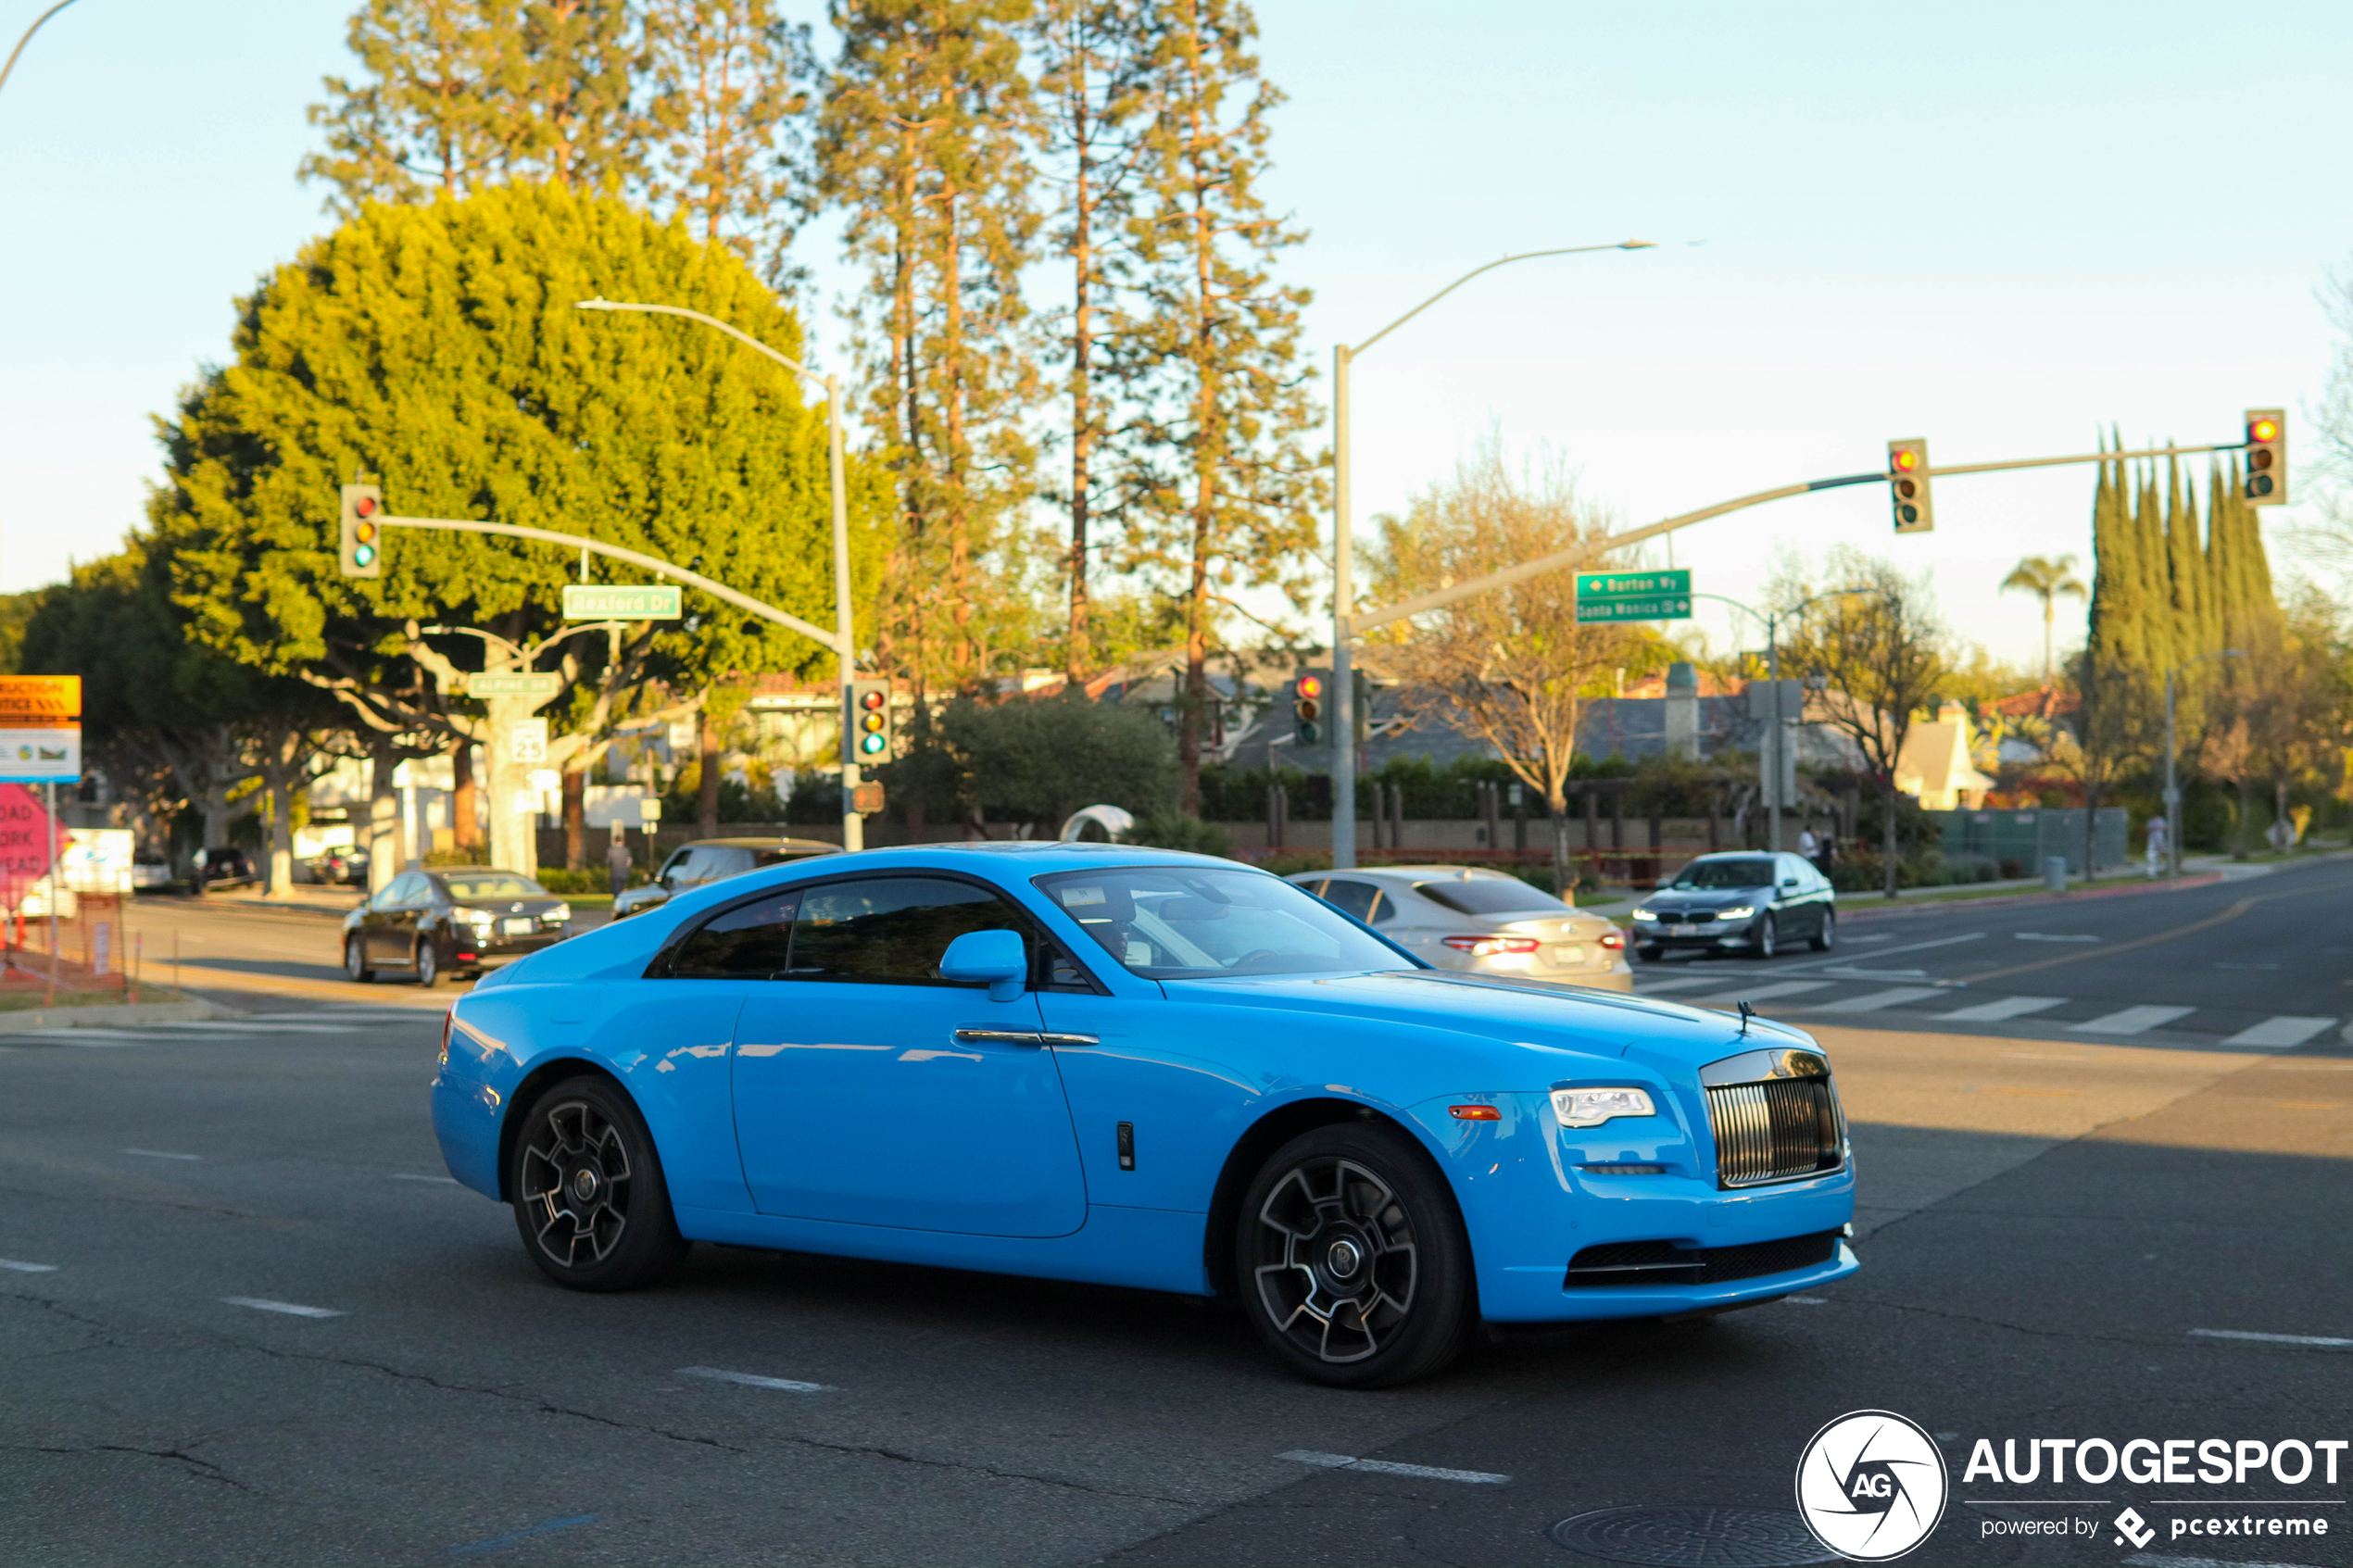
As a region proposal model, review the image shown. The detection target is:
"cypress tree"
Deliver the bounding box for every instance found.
[2133,460,2171,672]
[2085,442,2141,675]
[2163,455,2208,665]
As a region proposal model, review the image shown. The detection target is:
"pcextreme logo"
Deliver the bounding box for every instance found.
[1795,1410,1951,1562]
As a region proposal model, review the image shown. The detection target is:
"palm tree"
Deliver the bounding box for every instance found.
[2002,554,2089,688]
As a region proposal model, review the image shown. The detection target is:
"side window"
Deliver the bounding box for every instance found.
[786,876,1037,986]
[390,872,429,905]
[659,848,700,887]
[671,890,799,979]
[1319,879,1383,924]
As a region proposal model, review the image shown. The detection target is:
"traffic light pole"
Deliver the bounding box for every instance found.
[575,301,863,851]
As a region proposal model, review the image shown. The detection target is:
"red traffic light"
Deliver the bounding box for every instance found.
[1297,675,1322,698]
[1891,449,1920,472]
[354,495,377,518]
[2249,417,2281,444]
[859,689,886,711]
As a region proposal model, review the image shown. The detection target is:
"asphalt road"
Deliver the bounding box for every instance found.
[2,864,2346,1567]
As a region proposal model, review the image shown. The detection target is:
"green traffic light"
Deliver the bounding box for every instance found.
[859,734,886,755]
[354,544,375,567]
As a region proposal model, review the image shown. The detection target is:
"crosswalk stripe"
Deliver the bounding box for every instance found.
[2221,1016,2336,1047]
[1806,986,1944,1014]
[1679,981,1837,1006]
[1629,975,1724,995]
[2070,1005,2195,1035]
[1935,996,2066,1022]
[159,1021,367,1035]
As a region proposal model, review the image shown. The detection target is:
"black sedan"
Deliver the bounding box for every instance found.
[342,869,571,988]
[610,835,837,921]
[1629,850,1836,961]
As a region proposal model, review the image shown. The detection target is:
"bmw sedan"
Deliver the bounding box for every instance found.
[1630,851,1836,962]
[1287,865,1630,991]
[432,845,1857,1388]
[345,868,572,987]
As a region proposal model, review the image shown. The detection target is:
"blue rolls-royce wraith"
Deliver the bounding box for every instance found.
[431,843,1857,1386]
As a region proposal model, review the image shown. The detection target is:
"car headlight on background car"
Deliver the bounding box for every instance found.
[1552,1086,1656,1128]
[1716,905,1755,921]
[545,903,572,923]
[1630,908,1658,922]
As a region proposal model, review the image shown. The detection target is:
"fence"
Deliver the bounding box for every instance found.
[1931,807,2129,876]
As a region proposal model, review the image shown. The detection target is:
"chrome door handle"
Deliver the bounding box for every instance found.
[953,1028,1044,1046]
[1037,1032,1101,1047]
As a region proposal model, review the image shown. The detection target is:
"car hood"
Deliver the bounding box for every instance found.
[1159,967,1813,1081]
[1641,886,1767,909]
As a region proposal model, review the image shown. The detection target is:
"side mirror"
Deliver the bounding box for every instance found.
[939,928,1027,1002]
[1780,878,1799,889]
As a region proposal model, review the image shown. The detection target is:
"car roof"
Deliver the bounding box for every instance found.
[1285,864,1527,884]
[676,836,841,854]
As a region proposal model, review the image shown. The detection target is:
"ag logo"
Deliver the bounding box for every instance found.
[1794,1410,1949,1561]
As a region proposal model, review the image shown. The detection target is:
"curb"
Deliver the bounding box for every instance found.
[0,997,244,1031]
[1838,871,2224,922]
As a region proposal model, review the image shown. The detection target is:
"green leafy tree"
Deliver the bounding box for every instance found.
[304,0,642,207]
[881,692,1175,834]
[1120,0,1322,811]
[819,0,1041,692]
[157,181,885,876]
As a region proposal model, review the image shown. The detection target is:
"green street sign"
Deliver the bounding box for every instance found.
[563,583,682,621]
[468,671,561,698]
[1575,569,1692,624]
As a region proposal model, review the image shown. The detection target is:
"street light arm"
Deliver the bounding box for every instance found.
[575,299,820,387]
[0,0,78,99]
[1351,240,1655,358]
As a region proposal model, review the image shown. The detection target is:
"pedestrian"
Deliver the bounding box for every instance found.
[2144,815,2169,879]
[606,824,633,898]
[1797,825,1818,863]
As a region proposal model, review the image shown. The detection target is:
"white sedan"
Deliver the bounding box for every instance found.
[1286,864,1631,990]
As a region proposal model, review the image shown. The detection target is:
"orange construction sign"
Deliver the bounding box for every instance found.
[0,676,81,726]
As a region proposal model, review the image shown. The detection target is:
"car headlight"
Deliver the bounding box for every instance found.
[461,909,496,929]
[1552,1086,1656,1128]
[545,903,572,923]
[1630,908,1658,922]
[1717,905,1755,921]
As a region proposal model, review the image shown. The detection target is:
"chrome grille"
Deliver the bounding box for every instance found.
[1701,1047,1843,1187]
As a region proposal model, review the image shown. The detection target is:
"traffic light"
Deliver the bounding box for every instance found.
[1294,671,1324,746]
[339,483,384,577]
[2244,408,2285,506]
[848,679,892,760]
[1887,439,1932,534]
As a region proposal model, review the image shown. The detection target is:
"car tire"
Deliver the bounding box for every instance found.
[1636,944,1663,963]
[343,935,374,984]
[510,1075,689,1292]
[415,938,442,988]
[1235,1122,1477,1389]
[1751,914,1778,960]
[1810,909,1835,953]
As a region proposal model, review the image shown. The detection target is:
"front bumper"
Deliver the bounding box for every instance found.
[1634,917,1757,949]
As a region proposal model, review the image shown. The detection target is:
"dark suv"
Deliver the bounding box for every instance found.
[610,836,838,921]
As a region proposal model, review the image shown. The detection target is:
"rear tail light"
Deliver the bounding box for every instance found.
[1441,935,1541,956]
[1598,930,1625,949]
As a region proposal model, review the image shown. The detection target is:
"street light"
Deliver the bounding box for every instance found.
[2162,648,2244,879]
[1692,587,1881,855]
[574,299,862,852]
[1328,240,1655,869]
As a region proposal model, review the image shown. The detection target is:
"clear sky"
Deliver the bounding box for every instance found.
[3,0,2348,672]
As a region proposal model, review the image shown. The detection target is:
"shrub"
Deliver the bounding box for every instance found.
[1121,811,1232,857]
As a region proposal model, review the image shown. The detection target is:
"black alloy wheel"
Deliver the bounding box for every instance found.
[1237,1123,1476,1388]
[1751,913,1778,960]
[414,936,442,988]
[343,934,374,984]
[1811,909,1836,952]
[510,1075,688,1291]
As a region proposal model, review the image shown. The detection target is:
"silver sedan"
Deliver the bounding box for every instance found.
[1286,865,1631,990]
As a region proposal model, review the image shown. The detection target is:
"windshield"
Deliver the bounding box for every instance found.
[1415,877,1568,917]
[1035,866,1408,980]
[440,872,547,900]
[1671,858,1774,891]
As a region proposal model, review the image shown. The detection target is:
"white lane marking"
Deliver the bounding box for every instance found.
[392,1173,460,1185]
[1937,995,2066,1022]
[151,1021,366,1035]
[1629,975,1723,994]
[1785,1296,1828,1305]
[1279,1449,1510,1485]
[1819,966,1927,979]
[3,1028,170,1041]
[0,1258,59,1273]
[1844,934,1896,944]
[2014,932,2100,943]
[222,1297,343,1319]
[2128,1554,2330,1568]
[1773,931,1986,975]
[2222,1016,2336,1048]
[1806,986,1944,1014]
[2190,1327,2352,1348]
[677,1365,833,1392]
[1680,981,1836,1006]
[121,1148,201,1160]
[2070,1005,2195,1035]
